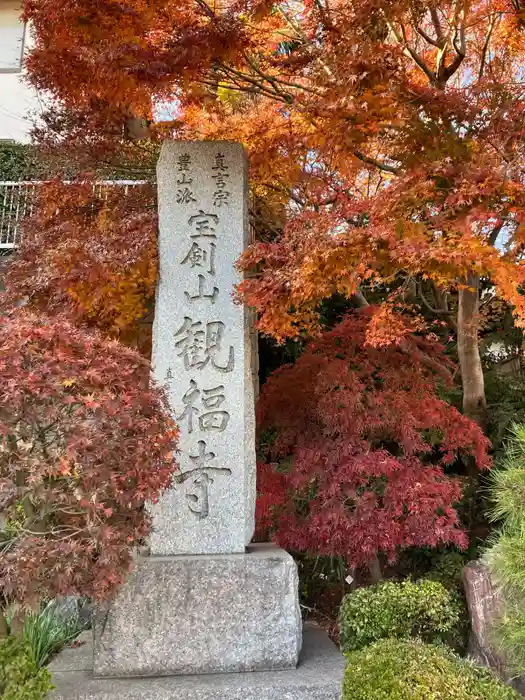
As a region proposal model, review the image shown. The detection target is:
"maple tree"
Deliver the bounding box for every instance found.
[255,309,490,576]
[4,180,157,345]
[0,311,178,629]
[15,0,525,429]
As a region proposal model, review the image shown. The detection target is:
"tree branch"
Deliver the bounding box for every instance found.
[415,24,442,48]
[195,0,216,19]
[430,8,445,43]
[478,13,500,81]
[352,290,370,307]
[418,280,454,315]
[488,219,504,246]
[353,150,400,175]
[389,21,435,82]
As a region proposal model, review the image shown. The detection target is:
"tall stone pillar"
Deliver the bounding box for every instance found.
[49,142,344,700]
[149,142,256,556]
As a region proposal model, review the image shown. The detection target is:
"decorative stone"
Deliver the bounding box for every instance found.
[46,597,93,630]
[463,560,525,694]
[150,140,256,556]
[50,624,344,700]
[86,140,324,696]
[463,561,505,673]
[92,544,302,678]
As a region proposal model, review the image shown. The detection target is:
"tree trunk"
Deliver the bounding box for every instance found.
[0,609,8,638]
[9,607,25,638]
[125,116,151,141]
[368,556,383,583]
[457,271,488,429]
[463,561,525,694]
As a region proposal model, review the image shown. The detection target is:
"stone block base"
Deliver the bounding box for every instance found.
[93,544,302,678]
[50,625,344,700]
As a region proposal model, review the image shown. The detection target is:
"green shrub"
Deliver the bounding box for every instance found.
[339,578,462,653]
[484,375,525,458]
[0,636,53,700]
[0,143,45,182]
[343,638,520,700]
[425,550,471,652]
[426,550,469,589]
[484,423,525,673]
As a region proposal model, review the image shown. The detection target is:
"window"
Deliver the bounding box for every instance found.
[0,2,25,73]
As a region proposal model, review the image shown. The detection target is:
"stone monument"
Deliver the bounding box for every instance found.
[49,141,345,700]
[149,141,257,558]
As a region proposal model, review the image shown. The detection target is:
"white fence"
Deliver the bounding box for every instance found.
[0,180,148,251]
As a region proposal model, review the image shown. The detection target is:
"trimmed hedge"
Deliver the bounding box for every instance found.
[339,578,462,652]
[0,143,44,182]
[343,638,520,700]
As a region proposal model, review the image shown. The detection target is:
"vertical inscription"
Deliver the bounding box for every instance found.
[153,141,255,555]
[174,318,235,373]
[181,211,219,303]
[173,440,232,520]
[172,151,236,519]
[177,380,230,433]
[176,153,197,204]
[212,152,231,208]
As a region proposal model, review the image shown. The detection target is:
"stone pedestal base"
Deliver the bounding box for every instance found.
[49,625,345,700]
[93,544,302,678]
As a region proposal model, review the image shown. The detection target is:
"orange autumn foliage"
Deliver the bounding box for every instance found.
[20,1,525,312]
[15,0,525,419]
[5,180,157,342]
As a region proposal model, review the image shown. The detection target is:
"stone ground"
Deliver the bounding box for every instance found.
[49,624,345,700]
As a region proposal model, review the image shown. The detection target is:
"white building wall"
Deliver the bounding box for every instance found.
[0,0,41,143]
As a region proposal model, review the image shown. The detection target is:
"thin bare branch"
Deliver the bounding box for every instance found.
[430,8,445,43]
[478,12,500,81]
[387,20,436,83]
[488,219,504,246]
[418,280,454,315]
[414,24,442,48]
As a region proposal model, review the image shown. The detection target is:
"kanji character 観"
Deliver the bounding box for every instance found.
[174,317,235,373]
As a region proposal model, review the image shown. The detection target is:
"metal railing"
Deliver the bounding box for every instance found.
[0,180,148,251]
[0,182,38,249]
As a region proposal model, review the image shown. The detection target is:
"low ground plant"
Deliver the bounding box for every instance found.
[0,636,53,700]
[343,638,520,700]
[21,600,87,668]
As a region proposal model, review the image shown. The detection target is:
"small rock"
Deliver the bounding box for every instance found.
[46,597,93,630]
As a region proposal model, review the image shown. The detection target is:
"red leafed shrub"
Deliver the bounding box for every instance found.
[0,311,178,607]
[256,309,491,568]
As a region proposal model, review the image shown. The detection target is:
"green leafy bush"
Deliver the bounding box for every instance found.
[0,143,44,182]
[339,579,462,652]
[0,636,53,700]
[343,638,521,700]
[426,550,469,589]
[484,375,525,459]
[424,550,471,651]
[484,423,525,672]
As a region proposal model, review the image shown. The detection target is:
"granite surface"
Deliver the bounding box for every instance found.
[150,140,256,556]
[50,624,344,700]
[92,545,302,678]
